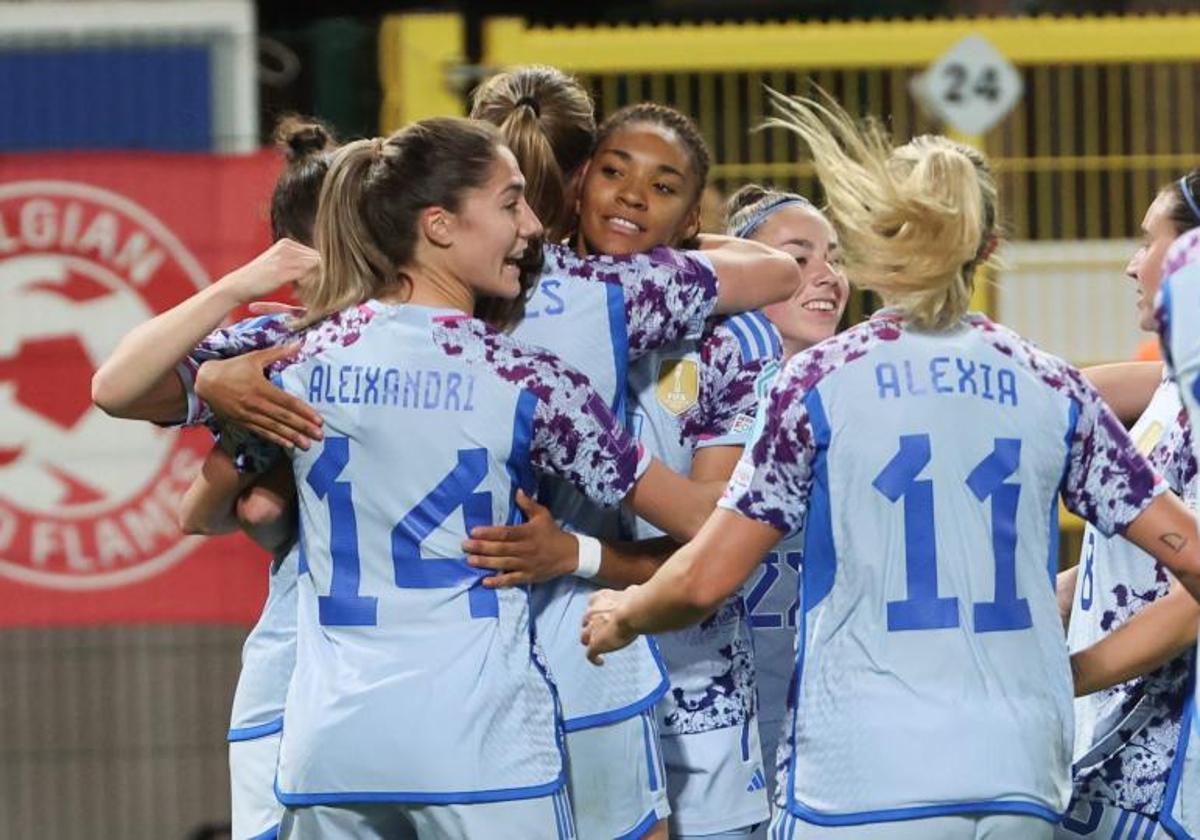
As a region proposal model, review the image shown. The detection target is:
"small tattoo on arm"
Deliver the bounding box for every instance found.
[1160,533,1188,553]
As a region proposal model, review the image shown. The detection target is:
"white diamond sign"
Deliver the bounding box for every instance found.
[910,34,1024,136]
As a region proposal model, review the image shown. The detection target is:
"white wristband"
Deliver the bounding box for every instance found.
[573,534,602,579]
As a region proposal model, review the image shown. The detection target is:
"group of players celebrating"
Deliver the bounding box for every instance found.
[89,64,1200,840]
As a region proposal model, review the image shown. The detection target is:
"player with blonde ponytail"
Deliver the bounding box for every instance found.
[762,89,998,331]
[583,92,1200,840]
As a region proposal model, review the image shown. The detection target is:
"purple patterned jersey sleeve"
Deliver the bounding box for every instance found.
[202,304,376,473]
[543,243,718,358]
[1153,408,1198,505]
[716,357,817,534]
[177,314,293,426]
[434,316,650,506]
[968,315,1165,536]
[690,320,771,449]
[716,318,894,533]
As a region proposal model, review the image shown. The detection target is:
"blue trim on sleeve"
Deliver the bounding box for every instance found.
[227,716,283,742]
[606,280,632,420]
[786,798,1062,826]
[1159,684,1196,839]
[727,318,755,361]
[275,772,566,807]
[725,311,782,363]
[247,825,280,840]
[615,808,661,840]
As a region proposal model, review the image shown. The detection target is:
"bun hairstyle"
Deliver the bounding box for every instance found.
[724,183,815,239]
[764,88,999,330]
[1165,168,1200,236]
[300,117,505,328]
[471,65,596,243]
[269,115,337,245]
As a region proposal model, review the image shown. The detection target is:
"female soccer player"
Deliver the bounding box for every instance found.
[724,184,849,804]
[582,92,1200,840]
[260,117,746,839]
[466,103,796,839]
[168,116,336,840]
[95,71,801,840]
[468,71,802,840]
[1055,171,1200,840]
[580,103,776,840]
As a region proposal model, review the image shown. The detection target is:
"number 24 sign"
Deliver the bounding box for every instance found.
[910,34,1024,136]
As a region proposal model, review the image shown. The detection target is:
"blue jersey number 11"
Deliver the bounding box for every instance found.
[873,434,1031,634]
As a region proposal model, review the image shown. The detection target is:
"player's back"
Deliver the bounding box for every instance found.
[784,313,1092,822]
[272,301,566,803]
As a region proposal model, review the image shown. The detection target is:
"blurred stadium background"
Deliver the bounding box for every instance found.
[2,0,1199,835]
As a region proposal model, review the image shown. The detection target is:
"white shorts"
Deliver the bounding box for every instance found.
[230,731,284,840]
[1055,799,1169,839]
[278,787,575,840]
[566,708,669,840]
[662,724,769,836]
[768,809,1055,840]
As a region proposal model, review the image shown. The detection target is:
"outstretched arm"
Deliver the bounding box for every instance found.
[697,234,802,315]
[582,509,783,662]
[91,239,318,424]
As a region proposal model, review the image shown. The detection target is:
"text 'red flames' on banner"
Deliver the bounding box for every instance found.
[0,152,282,625]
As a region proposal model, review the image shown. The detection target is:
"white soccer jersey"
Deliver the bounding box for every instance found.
[514,243,724,729]
[1066,377,1197,829]
[228,543,299,741]
[722,311,1164,828]
[625,311,778,834]
[260,301,647,803]
[177,244,723,739]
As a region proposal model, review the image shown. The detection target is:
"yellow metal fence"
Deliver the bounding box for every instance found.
[381,13,1200,243]
[380,12,1200,562]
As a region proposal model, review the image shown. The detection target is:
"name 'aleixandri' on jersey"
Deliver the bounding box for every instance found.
[260,300,649,802]
[720,310,1163,825]
[171,241,722,750]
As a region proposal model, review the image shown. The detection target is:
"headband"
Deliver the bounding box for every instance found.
[1181,176,1200,221]
[733,196,813,239]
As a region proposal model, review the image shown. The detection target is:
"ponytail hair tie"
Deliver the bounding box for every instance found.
[1180,175,1200,222]
[516,96,541,117]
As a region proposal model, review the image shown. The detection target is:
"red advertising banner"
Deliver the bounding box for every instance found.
[0,152,283,625]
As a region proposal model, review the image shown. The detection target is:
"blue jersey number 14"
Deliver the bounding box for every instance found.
[307,436,498,627]
[873,434,1032,634]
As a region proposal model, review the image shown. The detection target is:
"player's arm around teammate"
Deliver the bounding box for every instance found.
[583,92,1200,840]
